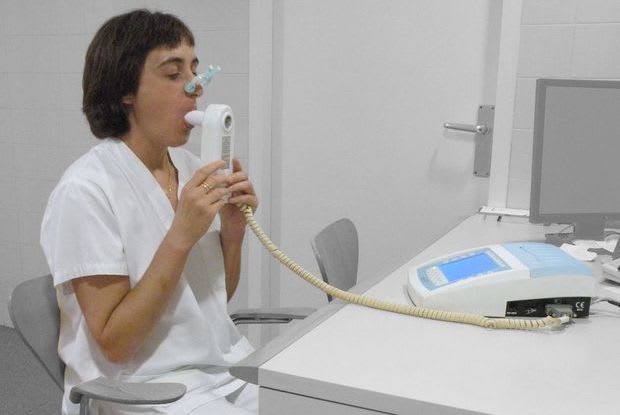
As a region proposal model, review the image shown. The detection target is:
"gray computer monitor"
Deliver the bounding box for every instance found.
[530,78,620,240]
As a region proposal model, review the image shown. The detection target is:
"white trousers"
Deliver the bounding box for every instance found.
[189,383,258,414]
[92,382,258,415]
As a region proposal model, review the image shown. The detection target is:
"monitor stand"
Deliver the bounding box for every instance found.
[544,218,606,246]
[544,232,574,247]
[573,218,606,240]
[612,236,620,260]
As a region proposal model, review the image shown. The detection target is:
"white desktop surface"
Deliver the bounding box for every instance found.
[256,215,620,414]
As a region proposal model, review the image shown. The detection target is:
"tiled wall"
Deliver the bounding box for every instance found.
[507,0,620,208]
[0,0,249,326]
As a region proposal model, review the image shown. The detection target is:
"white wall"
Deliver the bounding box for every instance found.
[6,0,618,332]
[270,0,500,311]
[0,0,250,326]
[507,0,620,208]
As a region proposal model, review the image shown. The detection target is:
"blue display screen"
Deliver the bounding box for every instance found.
[438,252,500,282]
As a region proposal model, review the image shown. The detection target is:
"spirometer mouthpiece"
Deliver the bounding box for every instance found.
[184,64,222,94]
[184,110,204,127]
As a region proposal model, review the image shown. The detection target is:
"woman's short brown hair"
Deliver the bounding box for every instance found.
[82,9,194,138]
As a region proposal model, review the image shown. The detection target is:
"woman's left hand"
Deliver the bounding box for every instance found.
[219,159,259,232]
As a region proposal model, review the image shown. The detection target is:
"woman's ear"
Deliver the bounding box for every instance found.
[122,93,135,107]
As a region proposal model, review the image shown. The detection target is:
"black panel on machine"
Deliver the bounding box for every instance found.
[505,297,591,318]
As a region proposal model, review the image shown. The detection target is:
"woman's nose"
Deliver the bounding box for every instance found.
[184,72,203,97]
[188,83,203,98]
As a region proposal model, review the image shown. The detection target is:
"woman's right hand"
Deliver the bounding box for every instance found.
[168,160,231,251]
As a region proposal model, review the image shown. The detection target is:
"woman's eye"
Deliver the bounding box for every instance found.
[168,73,181,80]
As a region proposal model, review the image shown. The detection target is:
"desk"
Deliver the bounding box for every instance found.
[231,214,620,414]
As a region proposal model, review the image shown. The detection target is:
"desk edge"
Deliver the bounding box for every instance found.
[231,303,345,384]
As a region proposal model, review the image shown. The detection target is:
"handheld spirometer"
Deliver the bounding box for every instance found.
[185,105,234,176]
[184,67,592,331]
[407,242,595,318]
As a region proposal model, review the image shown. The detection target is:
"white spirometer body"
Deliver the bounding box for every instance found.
[408,242,595,317]
[185,104,234,176]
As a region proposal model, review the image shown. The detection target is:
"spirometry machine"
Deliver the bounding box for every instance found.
[184,68,602,332]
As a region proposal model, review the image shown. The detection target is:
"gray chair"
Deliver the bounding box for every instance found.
[8,275,314,414]
[8,275,187,414]
[311,218,359,302]
[234,218,359,314]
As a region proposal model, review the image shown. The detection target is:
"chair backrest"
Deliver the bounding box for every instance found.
[8,274,65,391]
[311,218,359,302]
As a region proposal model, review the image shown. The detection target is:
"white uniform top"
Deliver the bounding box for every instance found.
[40,138,254,415]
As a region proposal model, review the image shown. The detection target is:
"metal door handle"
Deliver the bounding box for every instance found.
[442,105,495,177]
[443,122,489,135]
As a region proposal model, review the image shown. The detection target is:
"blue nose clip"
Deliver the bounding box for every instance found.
[184,65,222,94]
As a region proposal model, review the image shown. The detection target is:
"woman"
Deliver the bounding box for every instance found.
[40,9,258,415]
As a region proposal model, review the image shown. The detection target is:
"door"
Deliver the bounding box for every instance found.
[255,0,505,318]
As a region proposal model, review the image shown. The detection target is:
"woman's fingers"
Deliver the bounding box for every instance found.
[227,170,248,185]
[203,187,231,205]
[196,174,229,196]
[232,158,243,173]
[225,161,258,210]
[186,160,226,189]
[228,193,257,207]
[227,179,254,195]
